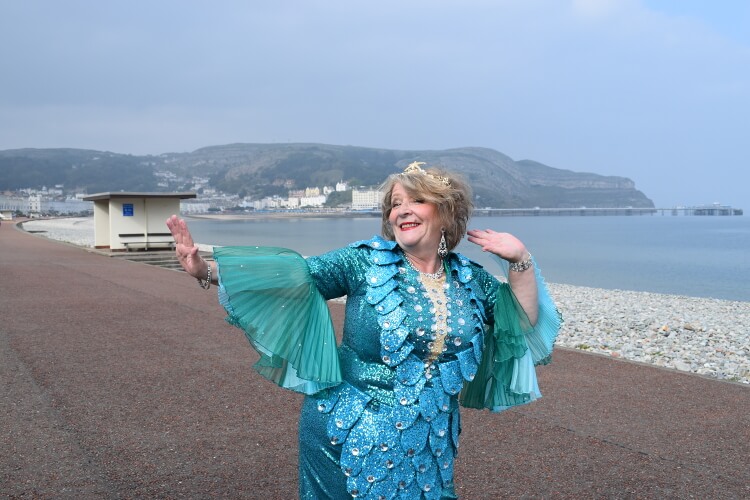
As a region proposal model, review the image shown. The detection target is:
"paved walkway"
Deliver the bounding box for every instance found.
[1,221,748,499]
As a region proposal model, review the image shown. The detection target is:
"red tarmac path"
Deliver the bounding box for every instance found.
[1,220,748,499]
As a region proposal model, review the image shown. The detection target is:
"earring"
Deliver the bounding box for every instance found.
[438,229,448,258]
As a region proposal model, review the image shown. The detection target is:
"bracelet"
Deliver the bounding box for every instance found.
[197,261,212,289]
[509,253,533,273]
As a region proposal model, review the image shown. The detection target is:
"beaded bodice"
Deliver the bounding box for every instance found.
[418,273,449,364]
[393,254,482,377]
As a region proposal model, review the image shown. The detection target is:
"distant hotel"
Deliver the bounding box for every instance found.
[351,189,382,210]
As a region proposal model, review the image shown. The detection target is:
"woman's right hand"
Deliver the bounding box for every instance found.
[166,215,209,280]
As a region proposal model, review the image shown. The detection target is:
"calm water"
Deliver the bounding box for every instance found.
[187,215,750,302]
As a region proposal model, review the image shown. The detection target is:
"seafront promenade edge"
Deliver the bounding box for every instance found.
[1,222,748,498]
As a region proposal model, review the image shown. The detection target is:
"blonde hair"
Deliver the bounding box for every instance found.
[380,166,473,251]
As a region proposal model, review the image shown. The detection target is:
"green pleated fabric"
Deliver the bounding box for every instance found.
[460,256,562,411]
[214,246,342,395]
[460,285,536,410]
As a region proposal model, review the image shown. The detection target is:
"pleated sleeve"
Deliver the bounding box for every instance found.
[460,258,562,412]
[214,246,342,395]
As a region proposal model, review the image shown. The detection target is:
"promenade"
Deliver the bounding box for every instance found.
[1,221,748,499]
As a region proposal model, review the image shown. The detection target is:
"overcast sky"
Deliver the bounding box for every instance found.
[1,0,748,209]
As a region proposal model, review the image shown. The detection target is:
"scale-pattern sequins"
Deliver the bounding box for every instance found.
[315,236,493,499]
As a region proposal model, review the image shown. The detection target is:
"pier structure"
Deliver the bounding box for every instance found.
[474,205,743,217]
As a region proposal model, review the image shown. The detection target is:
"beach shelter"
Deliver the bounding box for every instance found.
[82,192,196,250]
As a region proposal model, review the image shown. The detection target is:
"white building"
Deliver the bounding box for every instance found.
[0,194,26,212]
[180,201,211,214]
[351,189,382,210]
[252,196,285,210]
[336,181,348,192]
[28,194,42,214]
[300,195,326,208]
[284,197,301,209]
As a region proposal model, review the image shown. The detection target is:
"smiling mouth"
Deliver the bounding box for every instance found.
[400,222,420,230]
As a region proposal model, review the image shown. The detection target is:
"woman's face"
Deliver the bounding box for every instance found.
[388,182,442,256]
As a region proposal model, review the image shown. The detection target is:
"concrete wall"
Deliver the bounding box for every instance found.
[108,197,146,250]
[92,201,110,248]
[145,198,179,234]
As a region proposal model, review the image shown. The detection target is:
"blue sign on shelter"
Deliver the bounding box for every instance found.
[123,203,134,216]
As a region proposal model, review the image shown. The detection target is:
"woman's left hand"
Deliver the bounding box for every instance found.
[468,228,538,324]
[466,229,529,263]
[166,215,208,279]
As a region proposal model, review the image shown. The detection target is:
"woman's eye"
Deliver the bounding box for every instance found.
[392,201,401,208]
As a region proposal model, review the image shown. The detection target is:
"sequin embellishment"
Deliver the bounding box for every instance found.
[316,237,488,499]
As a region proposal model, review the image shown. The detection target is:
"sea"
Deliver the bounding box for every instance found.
[186,214,750,302]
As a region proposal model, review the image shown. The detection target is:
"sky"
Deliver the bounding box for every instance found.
[1,0,748,209]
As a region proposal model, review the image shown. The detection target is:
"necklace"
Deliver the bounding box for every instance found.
[403,253,444,279]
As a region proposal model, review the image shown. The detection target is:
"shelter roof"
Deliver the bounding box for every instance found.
[82,192,196,201]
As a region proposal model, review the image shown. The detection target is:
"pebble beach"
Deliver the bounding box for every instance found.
[21,217,750,385]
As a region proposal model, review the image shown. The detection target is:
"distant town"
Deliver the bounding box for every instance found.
[0,170,384,219]
[0,169,743,219]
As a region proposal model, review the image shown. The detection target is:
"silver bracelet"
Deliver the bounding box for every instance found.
[197,261,212,289]
[509,253,533,273]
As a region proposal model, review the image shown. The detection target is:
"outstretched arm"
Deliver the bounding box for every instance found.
[166,215,216,285]
[466,229,538,325]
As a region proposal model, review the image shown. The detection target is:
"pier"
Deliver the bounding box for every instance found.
[474,204,743,217]
[211,204,744,218]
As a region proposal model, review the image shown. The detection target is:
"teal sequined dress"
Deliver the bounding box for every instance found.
[214,236,561,499]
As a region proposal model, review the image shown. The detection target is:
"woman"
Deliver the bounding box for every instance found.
[167,162,561,499]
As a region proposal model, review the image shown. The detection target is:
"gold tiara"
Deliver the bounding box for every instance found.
[402,161,451,186]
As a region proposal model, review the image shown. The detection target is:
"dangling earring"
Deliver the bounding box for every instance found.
[438,229,448,258]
